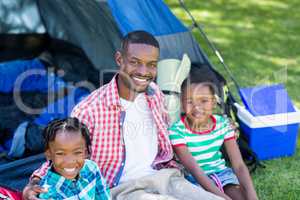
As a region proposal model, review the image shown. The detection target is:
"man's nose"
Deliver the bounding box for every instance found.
[137,63,148,74]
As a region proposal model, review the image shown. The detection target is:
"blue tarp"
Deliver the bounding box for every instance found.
[34,87,89,126]
[0,59,66,93]
[0,58,90,157]
[108,0,187,36]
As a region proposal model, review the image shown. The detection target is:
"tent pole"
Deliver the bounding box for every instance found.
[177,0,242,93]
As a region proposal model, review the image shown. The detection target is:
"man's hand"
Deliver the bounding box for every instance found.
[22,177,46,200]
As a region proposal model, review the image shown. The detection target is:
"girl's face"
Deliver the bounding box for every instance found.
[182,83,216,126]
[45,130,87,180]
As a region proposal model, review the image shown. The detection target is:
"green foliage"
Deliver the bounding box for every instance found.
[165,0,300,199]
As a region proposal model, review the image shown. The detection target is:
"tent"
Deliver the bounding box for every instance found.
[0,0,233,192]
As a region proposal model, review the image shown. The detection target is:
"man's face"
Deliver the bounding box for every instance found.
[116,43,159,95]
[45,131,87,180]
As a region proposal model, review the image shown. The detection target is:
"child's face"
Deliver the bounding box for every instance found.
[182,83,216,125]
[45,130,87,180]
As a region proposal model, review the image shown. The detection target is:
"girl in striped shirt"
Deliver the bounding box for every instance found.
[169,69,258,200]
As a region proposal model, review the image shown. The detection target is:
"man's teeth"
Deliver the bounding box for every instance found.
[133,77,148,82]
[64,168,76,172]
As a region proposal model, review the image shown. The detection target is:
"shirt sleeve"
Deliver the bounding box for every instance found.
[30,160,50,180]
[168,124,187,147]
[71,105,95,138]
[223,117,237,141]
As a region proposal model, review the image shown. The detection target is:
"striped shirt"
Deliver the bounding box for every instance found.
[33,75,176,188]
[39,159,110,200]
[169,115,236,174]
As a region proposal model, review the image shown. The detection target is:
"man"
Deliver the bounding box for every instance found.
[23,31,223,200]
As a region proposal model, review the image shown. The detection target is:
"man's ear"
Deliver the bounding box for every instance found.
[45,149,51,161]
[115,51,123,66]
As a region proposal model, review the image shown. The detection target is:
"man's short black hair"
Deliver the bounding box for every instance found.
[121,30,159,53]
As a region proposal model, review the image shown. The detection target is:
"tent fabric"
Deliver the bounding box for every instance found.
[0,59,43,93]
[0,138,12,155]
[0,59,66,93]
[0,92,53,111]
[5,88,89,158]
[156,31,206,62]
[33,88,89,126]
[0,104,35,142]
[0,153,46,192]
[0,58,89,158]
[24,122,45,156]
[0,0,45,34]
[0,92,52,150]
[107,0,210,65]
[38,0,122,71]
[48,42,101,87]
[108,0,187,36]
[3,87,89,159]
[0,34,50,62]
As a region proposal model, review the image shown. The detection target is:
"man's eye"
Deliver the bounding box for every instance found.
[148,63,157,68]
[130,60,138,65]
[55,152,64,156]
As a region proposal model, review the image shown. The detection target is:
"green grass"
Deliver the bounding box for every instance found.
[165,0,300,199]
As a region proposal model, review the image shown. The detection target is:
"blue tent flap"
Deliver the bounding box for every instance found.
[108,0,188,36]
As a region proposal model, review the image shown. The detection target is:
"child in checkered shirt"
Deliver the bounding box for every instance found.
[38,117,110,200]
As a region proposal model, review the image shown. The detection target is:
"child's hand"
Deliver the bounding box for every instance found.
[22,177,47,200]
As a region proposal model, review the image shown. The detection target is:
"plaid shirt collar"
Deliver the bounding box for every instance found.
[104,74,156,108]
[104,74,120,107]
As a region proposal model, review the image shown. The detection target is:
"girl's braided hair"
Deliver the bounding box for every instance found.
[43,117,92,156]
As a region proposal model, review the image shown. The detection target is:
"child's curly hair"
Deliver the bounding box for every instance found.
[43,117,92,156]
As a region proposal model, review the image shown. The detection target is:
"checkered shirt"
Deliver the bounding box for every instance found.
[39,159,110,200]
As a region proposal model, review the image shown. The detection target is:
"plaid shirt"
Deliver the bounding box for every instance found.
[39,160,110,200]
[33,75,175,188]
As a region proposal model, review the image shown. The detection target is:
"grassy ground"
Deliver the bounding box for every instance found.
[165,0,300,199]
